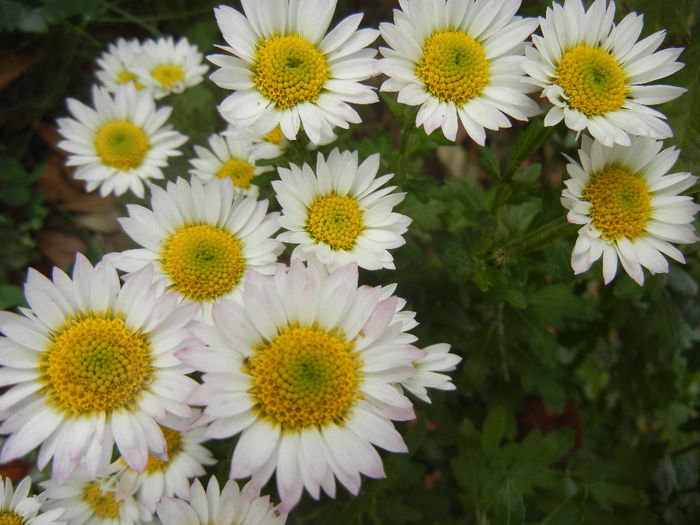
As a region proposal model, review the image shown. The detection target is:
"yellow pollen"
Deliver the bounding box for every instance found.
[0,512,24,525]
[151,64,185,88]
[306,194,363,251]
[95,120,150,171]
[556,45,627,116]
[216,158,255,189]
[265,126,284,145]
[117,69,144,90]
[38,312,153,416]
[84,482,121,519]
[582,164,651,241]
[254,34,328,110]
[245,326,362,430]
[416,30,489,105]
[141,426,183,473]
[160,223,246,302]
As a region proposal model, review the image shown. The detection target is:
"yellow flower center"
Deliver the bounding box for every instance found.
[265,126,284,145]
[38,313,153,416]
[117,69,144,90]
[0,512,24,525]
[152,64,185,88]
[216,158,255,189]
[582,164,650,241]
[306,194,363,251]
[416,30,489,105]
[95,120,150,171]
[245,326,361,430]
[141,426,183,473]
[556,45,627,116]
[84,482,121,519]
[160,223,246,302]
[254,34,328,110]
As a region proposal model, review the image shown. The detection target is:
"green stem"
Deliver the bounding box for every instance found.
[102,2,160,36]
[509,217,575,254]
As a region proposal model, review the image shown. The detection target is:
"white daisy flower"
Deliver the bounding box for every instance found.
[41,471,150,525]
[178,261,425,511]
[400,343,462,403]
[189,131,284,197]
[155,477,286,525]
[377,0,541,144]
[561,135,699,285]
[106,411,215,513]
[273,149,412,271]
[523,0,686,147]
[134,36,209,99]
[0,254,199,483]
[95,37,145,92]
[209,0,380,145]
[107,177,283,321]
[56,84,188,198]
[0,476,65,525]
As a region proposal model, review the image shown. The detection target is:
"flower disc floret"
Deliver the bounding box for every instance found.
[0,512,23,525]
[306,194,363,251]
[160,223,246,303]
[247,326,360,430]
[152,64,185,88]
[95,121,150,171]
[556,45,626,116]
[583,165,650,241]
[144,426,182,473]
[216,158,255,188]
[39,312,152,416]
[254,34,328,110]
[84,482,121,519]
[416,30,489,105]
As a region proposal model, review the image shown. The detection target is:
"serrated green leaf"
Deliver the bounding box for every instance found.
[482,405,510,455]
[491,479,525,525]
[478,146,501,179]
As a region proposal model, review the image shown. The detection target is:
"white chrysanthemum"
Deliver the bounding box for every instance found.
[561,136,699,285]
[107,177,283,321]
[178,261,425,511]
[189,131,284,196]
[273,149,411,271]
[0,254,199,483]
[523,0,686,147]
[0,476,65,525]
[41,471,150,525]
[377,0,541,144]
[95,37,145,92]
[56,84,187,198]
[133,36,209,99]
[400,344,461,403]
[155,477,286,525]
[106,411,215,513]
[209,0,379,144]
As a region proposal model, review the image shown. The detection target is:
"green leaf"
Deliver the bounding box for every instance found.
[482,404,510,455]
[478,146,501,179]
[505,118,553,178]
[491,479,525,525]
[0,284,25,309]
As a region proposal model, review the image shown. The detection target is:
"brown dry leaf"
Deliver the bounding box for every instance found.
[0,459,32,483]
[0,55,42,91]
[36,231,87,269]
[36,122,64,153]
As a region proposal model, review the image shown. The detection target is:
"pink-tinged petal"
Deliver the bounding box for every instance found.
[230,420,281,478]
[0,407,62,463]
[111,411,148,472]
[277,433,304,512]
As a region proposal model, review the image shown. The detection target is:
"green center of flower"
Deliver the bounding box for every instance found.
[152,64,185,88]
[556,45,627,116]
[416,30,489,105]
[95,120,150,171]
[38,313,153,416]
[306,194,363,250]
[216,158,255,189]
[117,69,144,90]
[254,34,328,110]
[582,165,650,241]
[245,326,361,430]
[160,223,246,302]
[84,482,121,519]
[0,512,24,525]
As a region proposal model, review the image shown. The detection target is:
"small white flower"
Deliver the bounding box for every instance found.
[523,0,686,147]
[561,136,699,285]
[401,343,462,403]
[56,84,187,198]
[95,37,145,92]
[0,476,65,525]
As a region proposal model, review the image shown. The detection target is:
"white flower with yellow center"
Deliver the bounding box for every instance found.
[95,37,145,92]
[56,84,187,198]
[523,0,686,147]
[133,36,209,99]
[189,131,284,197]
[40,471,150,525]
[401,343,462,403]
[0,477,64,525]
[0,254,199,483]
[273,149,411,271]
[178,261,424,511]
[108,177,283,321]
[377,0,541,144]
[156,477,286,525]
[106,412,215,513]
[561,136,699,285]
[209,0,379,145]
